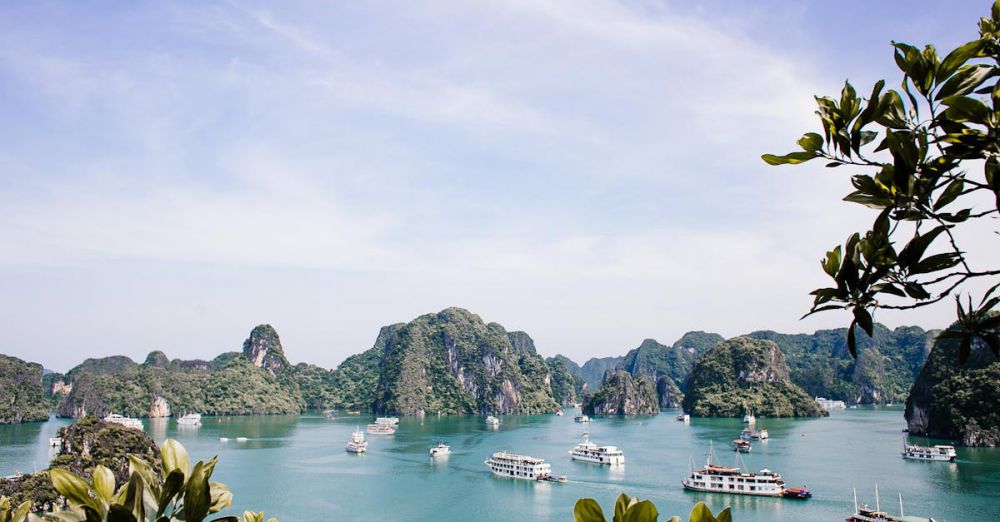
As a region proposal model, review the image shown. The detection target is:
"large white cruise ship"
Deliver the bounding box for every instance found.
[681,446,785,497]
[901,441,956,462]
[103,414,144,431]
[484,452,565,482]
[568,433,624,465]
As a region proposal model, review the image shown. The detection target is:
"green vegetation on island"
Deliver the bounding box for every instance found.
[906,328,1000,446]
[0,355,49,424]
[583,371,659,416]
[367,308,559,415]
[682,337,827,418]
[546,355,587,406]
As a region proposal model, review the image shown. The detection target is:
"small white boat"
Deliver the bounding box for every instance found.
[555,409,564,416]
[177,413,202,426]
[429,442,451,457]
[103,414,144,431]
[815,397,847,410]
[367,423,396,435]
[375,416,399,426]
[219,437,230,442]
[676,413,690,422]
[568,432,624,464]
[346,429,368,453]
[485,415,501,427]
[743,411,756,424]
[741,428,769,440]
[574,415,590,423]
[236,437,249,443]
[48,437,62,447]
[901,441,956,462]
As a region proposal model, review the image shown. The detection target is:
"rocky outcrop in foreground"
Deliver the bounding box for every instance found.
[682,337,827,418]
[583,371,659,416]
[905,333,1000,447]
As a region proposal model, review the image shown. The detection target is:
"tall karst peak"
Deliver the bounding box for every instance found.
[242,324,289,375]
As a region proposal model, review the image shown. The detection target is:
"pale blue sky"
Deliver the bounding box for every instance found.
[0,1,993,371]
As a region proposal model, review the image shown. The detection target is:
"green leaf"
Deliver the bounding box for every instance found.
[715,508,733,522]
[847,320,858,358]
[613,493,630,522]
[941,95,991,123]
[49,468,100,512]
[933,178,965,210]
[574,499,606,522]
[689,502,715,522]
[92,465,115,503]
[761,151,820,165]
[160,439,190,480]
[157,470,185,517]
[935,64,994,100]
[853,307,874,337]
[797,132,824,153]
[911,252,962,275]
[209,482,234,514]
[107,505,138,522]
[622,500,658,522]
[938,40,984,79]
[184,461,212,522]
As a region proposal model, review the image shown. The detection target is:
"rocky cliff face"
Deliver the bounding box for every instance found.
[616,336,714,408]
[905,332,1000,446]
[149,395,170,418]
[242,324,290,375]
[367,308,559,416]
[579,356,625,389]
[583,371,659,416]
[747,324,933,404]
[0,354,49,423]
[546,355,585,405]
[682,337,827,418]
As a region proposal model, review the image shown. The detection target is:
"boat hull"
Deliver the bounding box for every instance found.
[570,453,624,465]
[681,482,783,497]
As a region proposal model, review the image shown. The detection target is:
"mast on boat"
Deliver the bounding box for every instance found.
[875,483,880,513]
[898,493,904,517]
[853,487,859,513]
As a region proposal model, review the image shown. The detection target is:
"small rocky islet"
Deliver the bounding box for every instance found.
[1,307,997,448]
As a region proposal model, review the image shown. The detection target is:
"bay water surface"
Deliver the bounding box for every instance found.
[2,407,998,521]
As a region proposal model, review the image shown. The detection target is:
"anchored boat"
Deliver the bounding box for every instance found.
[346,428,368,453]
[367,423,396,435]
[430,442,450,457]
[103,414,143,431]
[901,440,956,462]
[485,415,501,427]
[732,439,751,453]
[573,414,590,423]
[681,444,787,497]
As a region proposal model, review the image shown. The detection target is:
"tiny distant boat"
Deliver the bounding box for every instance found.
[103,414,144,431]
[676,413,690,422]
[485,452,565,483]
[555,409,564,416]
[323,409,336,417]
[177,413,202,426]
[783,486,811,499]
[741,428,769,440]
[429,442,450,457]
[743,411,756,424]
[816,397,847,410]
[346,429,368,453]
[569,432,625,464]
[367,423,396,435]
[732,440,751,453]
[235,437,248,442]
[219,437,230,442]
[375,416,399,426]
[485,415,501,427]
[573,415,590,423]
[48,437,62,447]
[901,441,956,462]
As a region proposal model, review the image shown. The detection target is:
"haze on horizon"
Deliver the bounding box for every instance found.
[1,1,993,373]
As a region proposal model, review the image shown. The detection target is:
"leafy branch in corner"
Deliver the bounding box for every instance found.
[762,1,1000,362]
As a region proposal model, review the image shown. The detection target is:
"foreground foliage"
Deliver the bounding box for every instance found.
[574,493,732,522]
[763,1,1000,362]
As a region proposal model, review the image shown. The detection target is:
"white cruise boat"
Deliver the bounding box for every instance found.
[367,423,396,435]
[177,413,202,426]
[574,414,590,423]
[346,429,368,453]
[742,411,756,424]
[816,397,848,410]
[568,433,624,465]
[103,414,144,431]
[430,442,450,457]
[375,416,399,426]
[901,441,956,462]
[485,452,566,482]
[681,446,785,497]
[485,415,501,427]
[740,428,769,440]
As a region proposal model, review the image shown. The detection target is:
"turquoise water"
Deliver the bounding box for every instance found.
[2,408,999,521]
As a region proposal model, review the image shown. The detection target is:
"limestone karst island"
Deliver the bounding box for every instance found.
[1,1,998,521]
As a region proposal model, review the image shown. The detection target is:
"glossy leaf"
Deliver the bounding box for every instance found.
[574,499,607,522]
[621,500,658,522]
[160,439,190,479]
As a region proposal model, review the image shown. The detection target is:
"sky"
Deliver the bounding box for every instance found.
[0,1,995,372]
